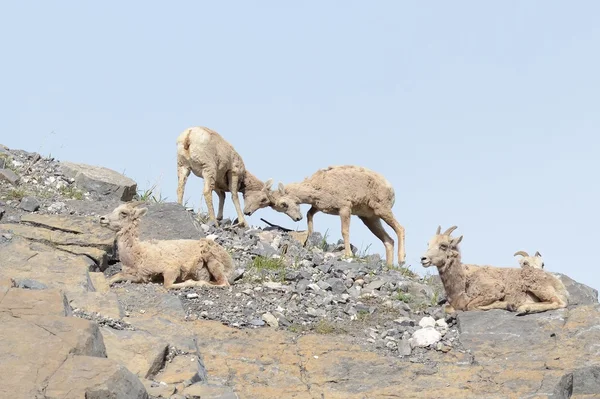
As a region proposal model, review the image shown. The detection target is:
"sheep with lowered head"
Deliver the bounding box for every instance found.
[420,226,568,315]
[249,165,406,266]
[176,126,273,227]
[99,201,233,289]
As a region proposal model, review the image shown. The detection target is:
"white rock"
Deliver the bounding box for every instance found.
[418,316,436,328]
[410,327,442,348]
[435,319,448,329]
[186,293,199,299]
[262,312,279,328]
[263,282,283,290]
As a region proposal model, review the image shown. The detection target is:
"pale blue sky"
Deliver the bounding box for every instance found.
[1,2,598,290]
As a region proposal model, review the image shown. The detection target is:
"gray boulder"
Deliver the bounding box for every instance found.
[60,161,137,201]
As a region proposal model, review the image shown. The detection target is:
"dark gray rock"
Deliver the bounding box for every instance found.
[457,308,566,364]
[555,273,599,306]
[138,202,204,241]
[0,169,19,185]
[0,207,4,221]
[60,161,137,201]
[326,277,347,295]
[19,196,40,212]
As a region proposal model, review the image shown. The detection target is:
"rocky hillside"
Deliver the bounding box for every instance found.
[1,143,600,399]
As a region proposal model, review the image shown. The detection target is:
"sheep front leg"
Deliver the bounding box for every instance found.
[339,207,352,259]
[205,258,231,287]
[216,190,226,221]
[177,165,191,205]
[228,172,247,227]
[167,279,214,289]
[306,206,319,236]
[109,272,145,286]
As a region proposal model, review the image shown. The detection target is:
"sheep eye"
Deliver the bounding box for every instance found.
[439,244,447,250]
[120,211,127,217]
[523,261,529,266]
[281,202,288,208]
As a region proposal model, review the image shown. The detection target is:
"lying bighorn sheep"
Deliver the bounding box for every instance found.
[258,165,406,266]
[99,202,233,289]
[176,126,273,227]
[514,250,544,269]
[420,226,568,315]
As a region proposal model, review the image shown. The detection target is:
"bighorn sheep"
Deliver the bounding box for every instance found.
[176,126,273,227]
[99,202,233,289]
[420,226,568,315]
[514,250,544,269]
[256,165,406,266]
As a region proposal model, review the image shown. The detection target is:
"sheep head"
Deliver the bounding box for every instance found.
[420,225,463,269]
[268,182,303,222]
[243,178,274,216]
[99,202,148,232]
[514,250,544,269]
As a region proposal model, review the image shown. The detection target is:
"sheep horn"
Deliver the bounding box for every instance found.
[534,251,542,257]
[436,226,441,235]
[514,251,529,257]
[443,226,457,235]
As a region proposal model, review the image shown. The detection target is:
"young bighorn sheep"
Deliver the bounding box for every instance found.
[176,126,273,227]
[514,250,544,269]
[261,165,405,266]
[99,202,233,289]
[420,226,568,315]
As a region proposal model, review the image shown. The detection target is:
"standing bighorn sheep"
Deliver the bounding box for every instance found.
[99,202,233,289]
[176,126,273,227]
[256,165,405,266]
[420,226,568,315]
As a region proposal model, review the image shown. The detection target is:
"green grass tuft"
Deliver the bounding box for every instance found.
[251,255,285,271]
[59,185,84,200]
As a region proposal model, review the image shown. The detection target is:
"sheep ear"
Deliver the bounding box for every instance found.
[278,182,286,195]
[451,235,463,246]
[535,251,542,257]
[134,207,148,218]
[264,178,273,190]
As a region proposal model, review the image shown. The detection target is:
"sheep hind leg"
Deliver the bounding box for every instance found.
[515,289,567,315]
[202,174,217,225]
[359,216,394,266]
[177,165,191,205]
[377,210,406,266]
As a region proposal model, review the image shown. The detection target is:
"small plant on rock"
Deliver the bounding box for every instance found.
[59,185,84,200]
[5,188,26,200]
[395,291,412,303]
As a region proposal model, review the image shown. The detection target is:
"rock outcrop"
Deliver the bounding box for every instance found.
[1,143,599,398]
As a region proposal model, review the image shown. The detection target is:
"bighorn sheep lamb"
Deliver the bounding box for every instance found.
[176,126,273,227]
[420,226,568,315]
[99,202,233,289]
[261,165,406,266]
[514,250,544,269]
